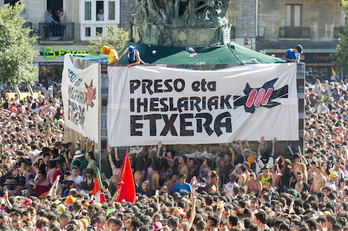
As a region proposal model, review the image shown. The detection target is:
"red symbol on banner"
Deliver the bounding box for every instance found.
[85,79,96,110]
[233,78,288,113]
[246,88,274,107]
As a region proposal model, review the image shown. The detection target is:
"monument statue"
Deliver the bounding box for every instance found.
[132,0,231,46]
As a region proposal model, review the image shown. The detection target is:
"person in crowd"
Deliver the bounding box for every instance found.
[2,76,348,231]
[174,173,192,195]
[85,152,98,173]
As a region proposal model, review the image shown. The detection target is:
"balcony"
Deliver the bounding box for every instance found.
[334,27,344,39]
[279,27,310,40]
[38,22,74,43]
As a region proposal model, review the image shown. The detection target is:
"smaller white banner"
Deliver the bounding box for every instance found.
[62,54,99,142]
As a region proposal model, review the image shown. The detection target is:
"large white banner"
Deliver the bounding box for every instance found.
[108,63,298,146]
[62,54,99,142]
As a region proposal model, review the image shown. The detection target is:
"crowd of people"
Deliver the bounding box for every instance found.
[0,75,348,231]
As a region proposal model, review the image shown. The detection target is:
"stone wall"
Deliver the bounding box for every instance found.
[235,0,256,38]
[257,0,340,41]
[120,0,136,38]
[228,0,341,42]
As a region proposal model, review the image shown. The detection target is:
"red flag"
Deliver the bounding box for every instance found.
[91,167,106,203]
[116,150,136,203]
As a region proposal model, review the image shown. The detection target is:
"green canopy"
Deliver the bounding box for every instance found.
[73,42,285,65]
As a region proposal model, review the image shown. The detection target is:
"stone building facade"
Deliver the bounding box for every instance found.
[227,0,342,80]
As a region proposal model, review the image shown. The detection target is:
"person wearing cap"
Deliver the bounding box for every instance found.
[329,160,345,183]
[282,44,303,63]
[326,171,338,190]
[70,150,88,169]
[116,45,141,67]
[101,46,119,64]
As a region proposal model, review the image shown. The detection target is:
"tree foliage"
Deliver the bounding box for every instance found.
[332,1,348,75]
[86,27,129,54]
[0,3,38,87]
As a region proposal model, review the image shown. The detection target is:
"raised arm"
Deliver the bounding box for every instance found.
[156,141,163,159]
[4,188,12,209]
[238,140,244,157]
[87,140,95,152]
[187,191,197,230]
[47,175,60,198]
[108,145,116,170]
[271,137,276,157]
[225,142,235,164]
[114,146,120,161]
[257,136,265,157]
[148,146,153,159]
[245,140,252,155]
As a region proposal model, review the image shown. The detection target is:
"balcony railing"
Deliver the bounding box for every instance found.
[38,22,74,41]
[279,27,310,39]
[334,27,344,38]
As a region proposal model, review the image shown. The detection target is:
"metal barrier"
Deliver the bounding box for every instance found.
[38,22,74,41]
[279,27,310,39]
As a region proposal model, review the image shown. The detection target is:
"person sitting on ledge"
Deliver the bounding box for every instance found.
[101,46,119,64]
[116,45,141,67]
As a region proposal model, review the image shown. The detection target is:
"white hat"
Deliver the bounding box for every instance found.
[74,150,85,158]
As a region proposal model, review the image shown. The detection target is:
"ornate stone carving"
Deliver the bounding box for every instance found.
[132,0,231,46]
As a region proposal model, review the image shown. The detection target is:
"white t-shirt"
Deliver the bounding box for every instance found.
[224,182,239,196]
[68,175,84,187]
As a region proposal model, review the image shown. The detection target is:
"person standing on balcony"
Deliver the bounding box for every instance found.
[20,9,30,28]
[282,44,303,63]
[58,9,67,40]
[42,11,57,40]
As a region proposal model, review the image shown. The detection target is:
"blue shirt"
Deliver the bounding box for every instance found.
[174,183,192,195]
[284,49,300,62]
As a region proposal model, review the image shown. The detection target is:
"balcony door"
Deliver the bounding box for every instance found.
[285,4,302,37]
[285,4,301,27]
[47,0,63,19]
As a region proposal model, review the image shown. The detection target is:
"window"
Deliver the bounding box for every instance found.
[85,27,91,36]
[85,2,92,20]
[96,27,103,34]
[96,1,104,21]
[80,0,120,40]
[109,1,115,20]
[285,4,301,27]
